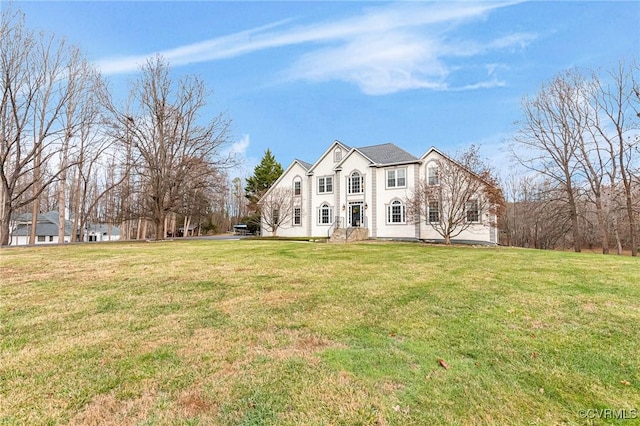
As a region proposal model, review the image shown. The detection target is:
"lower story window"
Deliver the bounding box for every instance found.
[37,235,45,242]
[428,200,440,223]
[466,200,480,223]
[293,207,301,225]
[318,204,333,225]
[387,200,406,224]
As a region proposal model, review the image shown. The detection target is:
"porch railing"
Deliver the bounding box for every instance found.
[327,216,342,239]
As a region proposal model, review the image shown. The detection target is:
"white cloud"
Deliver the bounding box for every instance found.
[229,134,250,156]
[226,134,257,181]
[95,1,533,94]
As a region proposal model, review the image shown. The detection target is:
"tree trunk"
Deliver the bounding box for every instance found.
[612,216,623,255]
[565,179,581,253]
[141,219,148,240]
[29,198,38,245]
[154,212,165,241]
[594,196,609,254]
[57,181,67,243]
[136,217,142,240]
[0,203,12,246]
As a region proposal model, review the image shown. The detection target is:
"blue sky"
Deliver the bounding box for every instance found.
[15,1,640,178]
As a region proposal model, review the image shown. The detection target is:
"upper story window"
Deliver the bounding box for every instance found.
[386,168,406,188]
[466,199,480,223]
[293,178,301,196]
[348,171,363,194]
[427,164,439,185]
[317,176,333,194]
[334,148,342,162]
[387,200,406,224]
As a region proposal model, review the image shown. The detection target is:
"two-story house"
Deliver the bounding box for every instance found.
[259,140,498,244]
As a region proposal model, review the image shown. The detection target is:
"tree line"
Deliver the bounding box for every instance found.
[505,65,640,255]
[2,6,637,252]
[1,7,246,245]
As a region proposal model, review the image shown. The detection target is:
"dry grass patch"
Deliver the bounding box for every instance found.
[1,240,639,425]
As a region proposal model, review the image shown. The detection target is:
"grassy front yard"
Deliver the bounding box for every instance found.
[1,240,639,425]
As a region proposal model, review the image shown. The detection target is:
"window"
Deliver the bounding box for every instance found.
[293,207,301,225]
[293,179,301,196]
[37,235,45,242]
[387,168,406,188]
[273,208,280,225]
[348,171,363,194]
[49,236,54,242]
[318,176,333,194]
[427,165,439,185]
[466,200,480,222]
[334,148,342,162]
[318,203,333,225]
[387,200,406,224]
[428,200,440,223]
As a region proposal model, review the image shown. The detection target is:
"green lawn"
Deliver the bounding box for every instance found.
[1,240,639,425]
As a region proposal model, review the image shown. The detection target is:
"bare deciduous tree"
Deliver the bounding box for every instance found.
[589,62,639,256]
[0,8,91,245]
[104,56,235,240]
[510,70,586,252]
[259,187,295,237]
[407,146,502,245]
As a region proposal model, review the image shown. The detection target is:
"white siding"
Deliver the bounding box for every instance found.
[260,142,498,244]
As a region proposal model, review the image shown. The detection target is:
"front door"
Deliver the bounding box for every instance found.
[350,203,362,227]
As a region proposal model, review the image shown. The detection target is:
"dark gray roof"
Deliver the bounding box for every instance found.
[356,143,418,165]
[12,222,73,237]
[87,224,121,235]
[295,159,313,170]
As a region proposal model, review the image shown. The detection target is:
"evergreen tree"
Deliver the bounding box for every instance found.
[245,149,283,211]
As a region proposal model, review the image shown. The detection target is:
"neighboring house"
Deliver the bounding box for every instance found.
[10,211,73,245]
[85,223,121,242]
[259,140,499,244]
[9,211,121,245]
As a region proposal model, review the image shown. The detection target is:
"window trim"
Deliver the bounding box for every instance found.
[293,178,301,196]
[427,164,439,186]
[348,171,363,194]
[428,200,440,223]
[317,203,334,225]
[386,200,406,224]
[293,207,302,226]
[386,167,407,189]
[466,199,480,223]
[317,176,333,194]
[334,148,342,162]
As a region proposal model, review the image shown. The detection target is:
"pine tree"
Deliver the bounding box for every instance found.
[245,149,283,211]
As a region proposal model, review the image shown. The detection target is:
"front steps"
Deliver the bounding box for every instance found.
[329,227,369,243]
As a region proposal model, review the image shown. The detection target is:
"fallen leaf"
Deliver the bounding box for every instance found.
[621,380,631,386]
[438,358,450,370]
[539,388,544,394]
[392,405,400,412]
[531,352,540,358]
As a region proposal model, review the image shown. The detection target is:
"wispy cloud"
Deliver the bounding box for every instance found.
[96,1,534,95]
